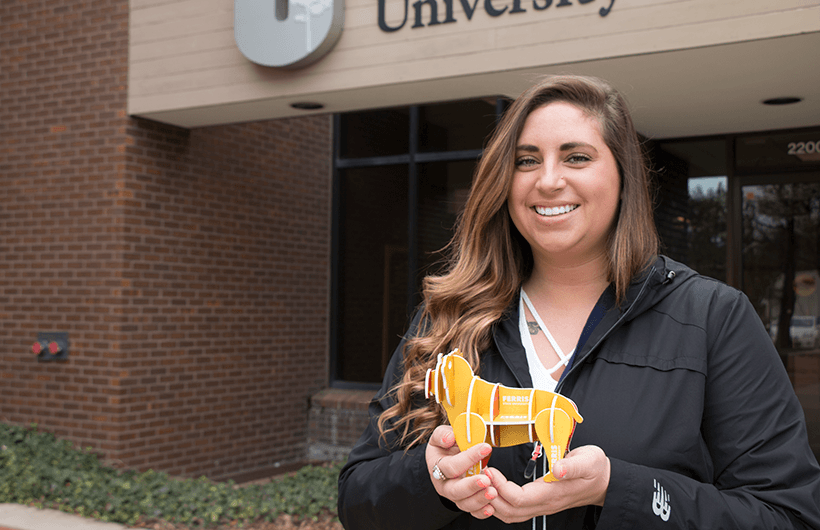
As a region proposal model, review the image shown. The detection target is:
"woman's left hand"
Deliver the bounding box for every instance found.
[483,445,610,523]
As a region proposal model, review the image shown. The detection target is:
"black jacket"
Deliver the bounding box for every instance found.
[338,256,820,529]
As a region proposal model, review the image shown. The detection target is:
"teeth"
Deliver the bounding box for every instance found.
[535,205,578,217]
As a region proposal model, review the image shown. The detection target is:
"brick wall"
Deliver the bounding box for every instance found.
[308,389,373,461]
[1,0,332,479]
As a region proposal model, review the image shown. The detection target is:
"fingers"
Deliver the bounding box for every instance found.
[440,441,492,479]
[553,446,610,506]
[474,504,495,520]
[425,426,500,518]
[484,446,611,522]
[551,446,588,481]
[551,446,610,483]
[484,467,526,512]
[429,425,458,451]
[483,466,522,503]
[451,473,498,514]
[468,496,496,520]
[429,465,498,515]
[425,427,460,480]
[427,425,493,481]
[483,466,506,488]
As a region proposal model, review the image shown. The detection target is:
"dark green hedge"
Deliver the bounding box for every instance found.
[0,423,341,527]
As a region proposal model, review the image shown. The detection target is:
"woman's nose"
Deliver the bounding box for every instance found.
[534,163,565,192]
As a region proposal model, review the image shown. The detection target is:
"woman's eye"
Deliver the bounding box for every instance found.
[567,154,592,164]
[515,157,538,168]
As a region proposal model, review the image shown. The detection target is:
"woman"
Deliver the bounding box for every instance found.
[337,75,820,529]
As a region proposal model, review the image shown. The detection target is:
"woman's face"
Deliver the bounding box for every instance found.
[507,101,621,268]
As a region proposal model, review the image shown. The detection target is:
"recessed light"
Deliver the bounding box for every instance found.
[290,102,324,110]
[762,97,802,106]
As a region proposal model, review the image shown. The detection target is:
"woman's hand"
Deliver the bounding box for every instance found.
[484,445,610,523]
[425,425,498,519]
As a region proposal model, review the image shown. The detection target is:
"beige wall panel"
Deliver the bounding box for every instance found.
[341,5,379,30]
[128,0,820,129]
[131,2,816,88]
[130,13,233,45]
[130,0,231,27]
[133,42,245,80]
[130,0,814,77]
[131,29,235,63]
[492,3,814,51]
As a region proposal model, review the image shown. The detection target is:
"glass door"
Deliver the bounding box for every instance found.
[741,177,820,459]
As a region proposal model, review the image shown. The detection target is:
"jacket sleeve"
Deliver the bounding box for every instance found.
[337,315,463,530]
[596,289,820,529]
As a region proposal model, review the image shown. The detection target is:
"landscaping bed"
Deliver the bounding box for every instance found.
[0,424,343,529]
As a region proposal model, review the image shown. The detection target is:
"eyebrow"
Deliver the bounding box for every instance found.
[560,141,598,153]
[515,142,599,153]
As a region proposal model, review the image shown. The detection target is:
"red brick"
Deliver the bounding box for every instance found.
[1,0,332,480]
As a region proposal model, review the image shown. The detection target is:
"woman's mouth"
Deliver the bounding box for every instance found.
[534,204,579,217]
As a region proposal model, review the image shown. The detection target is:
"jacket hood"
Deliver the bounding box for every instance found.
[617,255,700,322]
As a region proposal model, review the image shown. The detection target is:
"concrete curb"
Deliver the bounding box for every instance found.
[0,504,149,530]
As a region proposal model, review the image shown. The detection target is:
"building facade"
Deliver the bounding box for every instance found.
[1,0,819,479]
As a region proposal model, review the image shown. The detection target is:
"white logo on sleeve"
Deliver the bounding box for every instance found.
[652,479,671,522]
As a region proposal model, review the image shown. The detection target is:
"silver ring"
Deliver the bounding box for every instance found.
[432,458,448,481]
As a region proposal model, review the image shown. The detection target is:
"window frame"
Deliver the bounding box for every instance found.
[329,100,507,388]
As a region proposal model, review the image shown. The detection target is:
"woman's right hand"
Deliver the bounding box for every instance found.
[425,425,498,520]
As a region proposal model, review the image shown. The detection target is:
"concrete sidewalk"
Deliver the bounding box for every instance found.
[0,504,149,530]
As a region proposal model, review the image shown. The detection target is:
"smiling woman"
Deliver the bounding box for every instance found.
[508,102,621,273]
[507,102,622,379]
[337,75,820,530]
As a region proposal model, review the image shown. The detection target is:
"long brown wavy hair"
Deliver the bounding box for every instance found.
[377,75,659,449]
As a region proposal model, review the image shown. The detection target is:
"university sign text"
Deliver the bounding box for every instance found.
[234,0,614,67]
[378,0,615,32]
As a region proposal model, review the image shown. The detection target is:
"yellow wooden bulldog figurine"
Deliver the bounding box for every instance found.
[425,349,583,482]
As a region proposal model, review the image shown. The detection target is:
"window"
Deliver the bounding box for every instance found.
[655,130,820,461]
[652,139,728,282]
[331,99,506,386]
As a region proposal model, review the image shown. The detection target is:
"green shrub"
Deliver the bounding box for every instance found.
[0,423,342,527]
